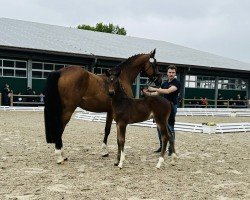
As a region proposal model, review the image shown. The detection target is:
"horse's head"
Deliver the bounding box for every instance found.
[141,49,162,87]
[106,67,121,97]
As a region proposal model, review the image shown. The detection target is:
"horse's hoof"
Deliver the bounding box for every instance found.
[118,164,123,169]
[64,157,68,161]
[102,153,109,157]
[156,164,161,169]
[170,161,176,166]
[57,161,64,165]
[114,162,119,166]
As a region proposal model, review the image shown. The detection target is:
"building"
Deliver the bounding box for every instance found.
[0,18,249,107]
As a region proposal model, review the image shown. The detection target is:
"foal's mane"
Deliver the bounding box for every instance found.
[116,53,147,70]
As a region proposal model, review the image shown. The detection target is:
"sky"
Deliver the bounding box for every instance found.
[1,0,250,64]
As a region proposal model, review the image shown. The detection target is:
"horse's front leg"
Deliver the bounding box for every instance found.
[101,111,113,157]
[114,123,126,169]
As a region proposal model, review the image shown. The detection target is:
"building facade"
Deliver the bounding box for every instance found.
[0,18,249,107]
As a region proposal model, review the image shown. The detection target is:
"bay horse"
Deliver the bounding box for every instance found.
[106,67,177,169]
[44,49,162,164]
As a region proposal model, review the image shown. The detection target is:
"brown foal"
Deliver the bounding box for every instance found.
[106,67,176,169]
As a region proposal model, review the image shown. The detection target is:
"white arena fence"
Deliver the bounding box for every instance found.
[177,108,250,117]
[1,106,249,133]
[0,106,44,111]
[74,109,250,134]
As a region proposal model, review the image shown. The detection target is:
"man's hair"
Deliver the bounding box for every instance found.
[167,65,177,72]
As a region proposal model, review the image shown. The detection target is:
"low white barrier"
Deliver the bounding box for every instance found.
[1,107,249,133]
[74,111,250,134]
[177,108,250,117]
[216,123,250,133]
[0,106,44,111]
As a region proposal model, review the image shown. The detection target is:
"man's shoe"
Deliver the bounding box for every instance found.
[154,147,162,153]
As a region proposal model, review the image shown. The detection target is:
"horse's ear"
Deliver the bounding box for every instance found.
[150,48,156,58]
[105,69,111,77]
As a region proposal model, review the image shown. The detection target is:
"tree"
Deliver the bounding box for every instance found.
[77,22,126,35]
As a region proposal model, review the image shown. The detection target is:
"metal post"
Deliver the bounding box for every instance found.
[10,93,13,106]
[135,74,140,98]
[27,59,32,88]
[179,70,186,108]
[214,76,219,108]
[247,78,250,99]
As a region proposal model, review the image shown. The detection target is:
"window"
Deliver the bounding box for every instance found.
[15,70,26,77]
[31,61,75,79]
[43,71,50,78]
[55,64,64,71]
[3,69,14,76]
[44,63,53,71]
[32,71,43,78]
[93,67,109,74]
[32,62,43,70]
[16,61,26,69]
[218,78,247,91]
[185,75,215,89]
[3,60,14,68]
[0,59,27,78]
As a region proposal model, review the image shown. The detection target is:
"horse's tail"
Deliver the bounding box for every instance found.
[44,71,63,143]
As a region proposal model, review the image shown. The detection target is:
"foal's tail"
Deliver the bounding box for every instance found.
[44,71,63,143]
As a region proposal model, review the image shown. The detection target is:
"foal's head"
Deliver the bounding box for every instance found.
[106,67,121,97]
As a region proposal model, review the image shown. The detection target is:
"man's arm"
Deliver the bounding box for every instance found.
[142,88,159,96]
[148,85,177,94]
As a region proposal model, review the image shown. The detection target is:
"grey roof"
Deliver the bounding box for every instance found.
[0,18,249,72]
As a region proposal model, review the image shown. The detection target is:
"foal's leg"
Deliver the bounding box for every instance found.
[156,123,169,169]
[55,108,75,164]
[101,111,113,157]
[167,125,177,165]
[114,123,126,169]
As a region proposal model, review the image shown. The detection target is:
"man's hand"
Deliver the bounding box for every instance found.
[148,86,157,92]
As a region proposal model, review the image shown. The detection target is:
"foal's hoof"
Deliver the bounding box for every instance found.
[57,160,64,165]
[102,153,109,157]
[57,157,68,165]
[118,164,123,169]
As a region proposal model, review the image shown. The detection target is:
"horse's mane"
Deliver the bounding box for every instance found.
[116,53,146,70]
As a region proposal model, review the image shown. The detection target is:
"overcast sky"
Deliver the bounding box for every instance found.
[1,0,250,63]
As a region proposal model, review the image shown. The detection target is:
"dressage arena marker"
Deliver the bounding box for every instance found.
[1,106,249,134]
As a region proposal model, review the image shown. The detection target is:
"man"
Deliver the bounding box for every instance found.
[143,65,181,154]
[2,83,11,106]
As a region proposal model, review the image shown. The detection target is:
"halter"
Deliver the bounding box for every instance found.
[141,57,161,87]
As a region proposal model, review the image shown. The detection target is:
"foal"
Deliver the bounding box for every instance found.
[106,68,176,169]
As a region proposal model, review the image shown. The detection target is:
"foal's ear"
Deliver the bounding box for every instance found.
[150,48,156,58]
[105,69,111,77]
[114,67,121,77]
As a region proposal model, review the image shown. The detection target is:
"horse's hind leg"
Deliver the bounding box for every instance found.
[101,111,113,157]
[55,139,67,164]
[55,107,75,164]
